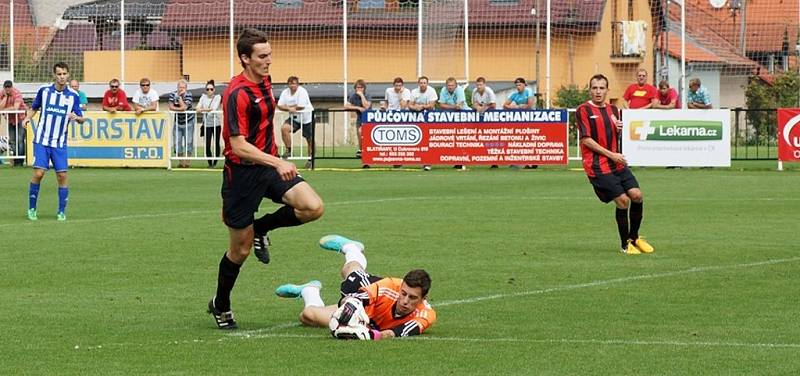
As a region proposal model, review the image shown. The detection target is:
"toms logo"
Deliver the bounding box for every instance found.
[371,125,422,146]
[630,120,723,141]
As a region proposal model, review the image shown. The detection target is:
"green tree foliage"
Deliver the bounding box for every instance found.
[744,71,799,145]
[554,85,590,145]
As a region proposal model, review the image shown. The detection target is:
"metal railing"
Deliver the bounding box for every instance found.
[0,110,26,166]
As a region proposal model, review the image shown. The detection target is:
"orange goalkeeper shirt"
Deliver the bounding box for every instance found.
[361,277,436,337]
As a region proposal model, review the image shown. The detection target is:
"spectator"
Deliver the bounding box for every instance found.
[471,77,496,113]
[278,76,314,169]
[344,79,371,168]
[169,79,195,168]
[69,79,88,111]
[132,77,159,115]
[503,77,535,109]
[0,80,27,166]
[439,77,469,169]
[101,78,131,112]
[687,78,712,109]
[623,68,657,109]
[652,79,680,109]
[197,79,222,168]
[409,76,437,112]
[383,77,411,111]
[438,77,469,111]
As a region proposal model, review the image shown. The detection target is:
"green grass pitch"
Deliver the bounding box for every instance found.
[1,162,799,375]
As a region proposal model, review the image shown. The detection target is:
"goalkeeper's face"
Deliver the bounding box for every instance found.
[396,282,425,316]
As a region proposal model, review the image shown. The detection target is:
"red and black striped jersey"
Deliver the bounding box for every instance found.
[576,101,625,177]
[222,73,277,165]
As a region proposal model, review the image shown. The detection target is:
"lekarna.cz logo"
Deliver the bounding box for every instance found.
[629,120,723,141]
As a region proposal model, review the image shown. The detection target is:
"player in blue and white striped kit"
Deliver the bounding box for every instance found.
[27,62,84,221]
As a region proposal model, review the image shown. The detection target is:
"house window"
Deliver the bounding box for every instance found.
[0,44,8,71]
[490,0,519,5]
[359,0,385,9]
[274,0,303,9]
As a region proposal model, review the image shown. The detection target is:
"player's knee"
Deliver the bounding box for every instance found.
[628,189,643,202]
[298,198,324,222]
[298,308,316,326]
[614,194,630,209]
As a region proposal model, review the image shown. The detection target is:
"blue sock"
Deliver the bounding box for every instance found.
[29,183,40,210]
[58,187,69,213]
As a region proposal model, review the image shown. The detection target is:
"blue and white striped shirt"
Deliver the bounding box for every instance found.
[31,84,83,148]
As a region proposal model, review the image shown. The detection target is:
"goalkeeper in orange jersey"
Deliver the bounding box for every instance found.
[275,235,436,340]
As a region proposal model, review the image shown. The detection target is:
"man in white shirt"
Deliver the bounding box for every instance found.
[132,77,159,115]
[408,76,437,112]
[382,77,411,111]
[278,76,314,167]
[471,77,496,112]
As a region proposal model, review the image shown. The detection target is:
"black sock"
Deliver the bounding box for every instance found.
[629,201,643,241]
[253,205,302,235]
[214,253,242,312]
[615,208,630,249]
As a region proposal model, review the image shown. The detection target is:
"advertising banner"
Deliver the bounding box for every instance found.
[621,109,731,167]
[777,108,800,162]
[360,110,568,165]
[66,111,170,167]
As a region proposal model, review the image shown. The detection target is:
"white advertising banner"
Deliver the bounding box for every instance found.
[621,109,731,167]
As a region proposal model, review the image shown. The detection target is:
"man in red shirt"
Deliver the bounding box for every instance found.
[576,74,655,255]
[207,29,324,330]
[101,78,131,112]
[275,235,436,340]
[0,80,28,166]
[622,68,657,109]
[652,79,680,109]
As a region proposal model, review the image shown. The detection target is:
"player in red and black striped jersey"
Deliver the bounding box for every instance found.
[576,74,654,255]
[208,29,325,330]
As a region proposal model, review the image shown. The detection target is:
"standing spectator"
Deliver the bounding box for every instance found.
[27,62,84,221]
[132,77,159,115]
[383,77,410,111]
[278,76,314,169]
[69,79,88,111]
[503,77,535,109]
[652,79,680,109]
[687,78,713,109]
[101,78,131,112]
[471,77,496,112]
[409,76,438,170]
[503,78,537,168]
[344,79,371,168]
[0,80,27,166]
[439,77,469,169]
[409,76,437,112]
[438,77,469,111]
[169,79,195,168]
[577,73,654,255]
[622,69,657,109]
[197,79,222,168]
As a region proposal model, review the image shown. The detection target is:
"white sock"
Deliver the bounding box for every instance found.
[301,286,324,308]
[342,243,367,270]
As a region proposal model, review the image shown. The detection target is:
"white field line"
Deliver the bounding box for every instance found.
[230,332,800,349]
[5,194,798,229]
[229,257,800,342]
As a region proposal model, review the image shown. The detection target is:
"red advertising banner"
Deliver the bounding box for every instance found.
[360,110,568,165]
[778,108,800,162]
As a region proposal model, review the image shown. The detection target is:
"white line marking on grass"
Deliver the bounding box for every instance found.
[435,257,800,307]
[229,332,800,349]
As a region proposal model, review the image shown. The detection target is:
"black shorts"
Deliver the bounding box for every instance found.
[340,270,382,297]
[221,162,305,229]
[588,167,639,203]
[288,119,313,140]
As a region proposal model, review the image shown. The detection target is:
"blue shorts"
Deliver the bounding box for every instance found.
[33,143,68,172]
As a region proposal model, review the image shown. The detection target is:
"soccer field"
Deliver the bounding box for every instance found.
[1,164,799,375]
